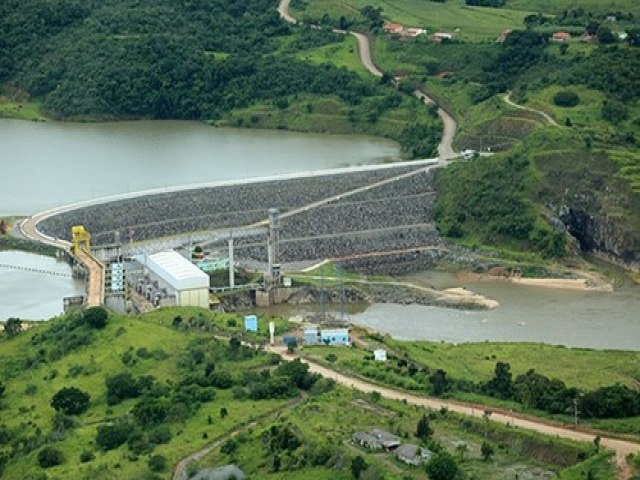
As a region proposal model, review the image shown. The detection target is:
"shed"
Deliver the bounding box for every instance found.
[395,444,432,465]
[244,315,258,332]
[374,349,387,362]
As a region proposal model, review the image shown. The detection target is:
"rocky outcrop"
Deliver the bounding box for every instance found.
[558,201,640,270]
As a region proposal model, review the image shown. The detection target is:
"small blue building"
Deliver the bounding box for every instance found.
[304,328,350,346]
[244,315,258,332]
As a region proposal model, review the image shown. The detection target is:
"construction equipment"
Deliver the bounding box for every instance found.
[71,225,91,254]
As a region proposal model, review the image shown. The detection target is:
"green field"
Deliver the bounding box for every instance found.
[295,35,369,75]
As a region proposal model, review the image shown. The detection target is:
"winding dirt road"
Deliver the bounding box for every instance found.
[278,0,458,160]
[504,91,559,126]
[268,346,638,476]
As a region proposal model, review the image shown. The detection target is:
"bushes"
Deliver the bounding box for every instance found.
[50,387,90,415]
[37,446,64,468]
[83,306,108,329]
[148,454,167,472]
[96,423,131,451]
[553,90,580,107]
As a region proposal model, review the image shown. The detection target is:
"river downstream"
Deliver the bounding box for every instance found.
[351,271,640,350]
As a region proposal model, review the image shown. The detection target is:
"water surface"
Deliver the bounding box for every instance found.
[0,119,400,215]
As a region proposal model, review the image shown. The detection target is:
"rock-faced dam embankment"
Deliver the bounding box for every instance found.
[38,165,444,268]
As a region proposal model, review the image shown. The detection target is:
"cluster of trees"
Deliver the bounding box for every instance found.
[481,362,640,418]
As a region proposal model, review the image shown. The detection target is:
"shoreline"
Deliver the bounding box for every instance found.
[458,272,614,292]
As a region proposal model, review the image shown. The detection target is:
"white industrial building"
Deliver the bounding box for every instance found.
[139,250,210,308]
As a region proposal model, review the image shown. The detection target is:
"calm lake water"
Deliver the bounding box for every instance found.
[0,251,84,320]
[0,119,400,215]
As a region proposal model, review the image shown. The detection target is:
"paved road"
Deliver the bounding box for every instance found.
[278,0,458,160]
[267,346,638,475]
[503,91,559,126]
[21,210,104,306]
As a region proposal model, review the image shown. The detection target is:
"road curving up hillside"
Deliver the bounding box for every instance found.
[277,0,458,160]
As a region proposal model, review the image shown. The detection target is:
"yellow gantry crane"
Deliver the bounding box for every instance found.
[71,225,91,254]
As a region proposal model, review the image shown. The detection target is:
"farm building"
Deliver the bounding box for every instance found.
[139,250,210,308]
[395,444,433,465]
[552,31,571,41]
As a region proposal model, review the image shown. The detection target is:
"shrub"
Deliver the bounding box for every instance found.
[83,306,108,329]
[50,387,91,415]
[553,90,580,107]
[149,425,172,444]
[325,353,338,363]
[37,446,64,468]
[79,450,95,463]
[148,454,167,472]
[96,423,131,450]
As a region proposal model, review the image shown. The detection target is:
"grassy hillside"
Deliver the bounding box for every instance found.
[290,0,640,264]
[0,308,621,479]
[0,308,294,478]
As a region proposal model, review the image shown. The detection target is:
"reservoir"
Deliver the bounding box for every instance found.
[0,119,400,215]
[0,250,84,320]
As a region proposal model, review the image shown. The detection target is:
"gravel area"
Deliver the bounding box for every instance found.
[38,166,443,265]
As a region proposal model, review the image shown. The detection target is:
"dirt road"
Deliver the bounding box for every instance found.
[503,91,558,126]
[277,0,458,160]
[266,346,638,475]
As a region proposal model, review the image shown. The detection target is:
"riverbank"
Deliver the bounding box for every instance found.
[459,271,614,292]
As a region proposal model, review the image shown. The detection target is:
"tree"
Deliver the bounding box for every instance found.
[220,407,228,418]
[83,306,108,329]
[559,43,569,55]
[148,454,167,472]
[38,446,65,468]
[593,435,601,453]
[597,26,617,44]
[484,362,513,399]
[172,315,183,328]
[455,442,468,460]
[0,219,7,234]
[0,382,5,398]
[480,441,495,461]
[601,100,628,124]
[351,455,368,479]
[96,423,130,450]
[425,451,460,480]
[553,91,580,107]
[105,371,140,404]
[429,369,450,396]
[50,387,90,415]
[416,414,433,440]
[4,318,22,337]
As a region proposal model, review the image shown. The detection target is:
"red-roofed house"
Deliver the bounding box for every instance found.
[384,23,404,35]
[552,31,571,42]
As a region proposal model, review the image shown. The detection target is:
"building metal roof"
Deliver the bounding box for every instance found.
[145,250,209,291]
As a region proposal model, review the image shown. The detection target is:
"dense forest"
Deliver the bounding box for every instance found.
[0,0,440,157]
[0,0,358,119]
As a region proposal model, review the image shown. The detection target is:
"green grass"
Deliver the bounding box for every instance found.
[0,310,291,479]
[216,91,439,158]
[0,99,45,121]
[506,0,640,15]
[524,85,607,128]
[295,35,369,75]
[295,0,533,40]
